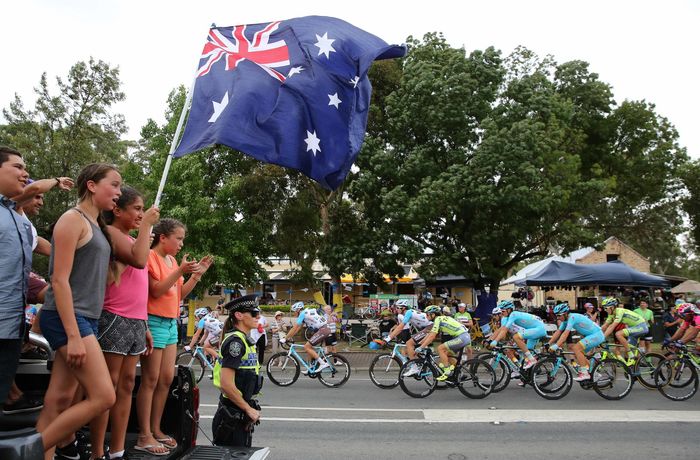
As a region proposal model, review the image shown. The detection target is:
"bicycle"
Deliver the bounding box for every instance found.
[654,343,700,401]
[531,342,633,400]
[175,346,216,383]
[608,342,666,390]
[266,343,351,388]
[353,304,380,319]
[368,342,408,389]
[478,344,537,392]
[397,347,495,399]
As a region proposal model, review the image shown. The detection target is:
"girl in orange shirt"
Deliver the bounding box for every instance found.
[135,218,212,453]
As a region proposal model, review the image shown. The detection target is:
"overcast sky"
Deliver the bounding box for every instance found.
[1,0,698,158]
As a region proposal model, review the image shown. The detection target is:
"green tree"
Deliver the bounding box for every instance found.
[349,34,687,289]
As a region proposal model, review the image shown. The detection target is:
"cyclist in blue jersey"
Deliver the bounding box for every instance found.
[490,300,546,369]
[547,303,605,381]
[281,302,331,372]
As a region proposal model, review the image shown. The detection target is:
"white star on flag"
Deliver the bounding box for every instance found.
[328,93,342,109]
[288,66,304,78]
[314,32,336,58]
[349,76,360,88]
[304,130,321,156]
[208,91,229,123]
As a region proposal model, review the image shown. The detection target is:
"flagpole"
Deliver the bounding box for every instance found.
[153,75,197,208]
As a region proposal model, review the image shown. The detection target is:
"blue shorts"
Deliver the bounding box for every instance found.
[579,330,605,353]
[148,315,179,349]
[623,323,649,346]
[39,309,99,351]
[518,325,547,349]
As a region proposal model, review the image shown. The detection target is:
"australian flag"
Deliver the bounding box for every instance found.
[173,16,406,190]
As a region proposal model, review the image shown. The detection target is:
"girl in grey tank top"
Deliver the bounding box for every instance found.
[42,209,111,319]
[35,163,123,455]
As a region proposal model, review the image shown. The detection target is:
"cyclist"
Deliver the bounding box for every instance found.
[601,297,648,365]
[547,303,605,381]
[187,307,222,359]
[489,300,546,369]
[385,302,433,375]
[666,303,700,351]
[280,301,331,371]
[394,299,412,343]
[417,305,471,381]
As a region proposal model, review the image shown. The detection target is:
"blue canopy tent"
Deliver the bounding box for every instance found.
[524,260,669,287]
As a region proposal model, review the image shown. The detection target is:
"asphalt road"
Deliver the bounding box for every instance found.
[194,372,700,459]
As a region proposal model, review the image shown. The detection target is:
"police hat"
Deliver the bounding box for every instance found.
[224,294,260,313]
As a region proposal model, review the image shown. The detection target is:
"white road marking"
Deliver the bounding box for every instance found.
[196,407,700,423]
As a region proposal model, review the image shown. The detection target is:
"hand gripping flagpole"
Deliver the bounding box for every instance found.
[153,75,197,208]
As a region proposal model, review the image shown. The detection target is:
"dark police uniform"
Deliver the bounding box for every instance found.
[212,328,262,446]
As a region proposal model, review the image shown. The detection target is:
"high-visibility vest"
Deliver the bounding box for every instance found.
[213,330,260,398]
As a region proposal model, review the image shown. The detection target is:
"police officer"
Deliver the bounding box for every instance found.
[212,295,263,447]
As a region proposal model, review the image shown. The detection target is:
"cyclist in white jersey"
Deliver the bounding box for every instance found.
[281,302,331,371]
[385,301,433,369]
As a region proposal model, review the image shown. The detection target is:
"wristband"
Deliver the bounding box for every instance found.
[54,178,60,186]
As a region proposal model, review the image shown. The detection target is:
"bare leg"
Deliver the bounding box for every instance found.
[89,352,124,458]
[303,342,319,362]
[405,339,416,360]
[109,354,141,455]
[36,337,115,459]
[151,344,177,445]
[136,349,168,452]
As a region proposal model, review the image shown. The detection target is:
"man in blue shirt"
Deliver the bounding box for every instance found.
[0,146,33,404]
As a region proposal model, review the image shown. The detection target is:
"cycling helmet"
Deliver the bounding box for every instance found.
[395,299,411,308]
[675,298,685,305]
[291,301,305,312]
[491,307,503,315]
[583,302,594,309]
[498,300,515,310]
[678,303,698,316]
[424,305,442,315]
[442,306,452,315]
[553,303,570,315]
[457,302,467,309]
[601,297,619,308]
[194,307,209,319]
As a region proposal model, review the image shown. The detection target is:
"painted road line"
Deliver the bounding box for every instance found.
[199,404,421,411]
[197,409,700,423]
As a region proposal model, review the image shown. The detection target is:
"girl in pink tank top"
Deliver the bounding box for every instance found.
[91,186,161,458]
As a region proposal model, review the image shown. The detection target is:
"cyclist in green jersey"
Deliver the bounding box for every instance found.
[601,297,649,365]
[417,306,471,381]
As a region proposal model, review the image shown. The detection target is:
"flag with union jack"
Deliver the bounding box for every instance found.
[172,16,406,190]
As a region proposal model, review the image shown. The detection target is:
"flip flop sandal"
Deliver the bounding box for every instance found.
[133,444,169,456]
[155,436,178,449]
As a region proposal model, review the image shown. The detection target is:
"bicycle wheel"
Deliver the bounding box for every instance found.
[480,353,510,393]
[265,352,300,386]
[655,358,699,401]
[176,351,206,383]
[304,327,316,341]
[633,352,666,390]
[318,354,351,388]
[457,358,496,399]
[592,358,633,400]
[369,354,403,389]
[398,358,437,398]
[531,356,573,400]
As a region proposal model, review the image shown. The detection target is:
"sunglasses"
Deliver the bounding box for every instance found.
[238,309,260,317]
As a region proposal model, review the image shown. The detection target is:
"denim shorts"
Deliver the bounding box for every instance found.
[39,309,99,351]
[148,314,179,349]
